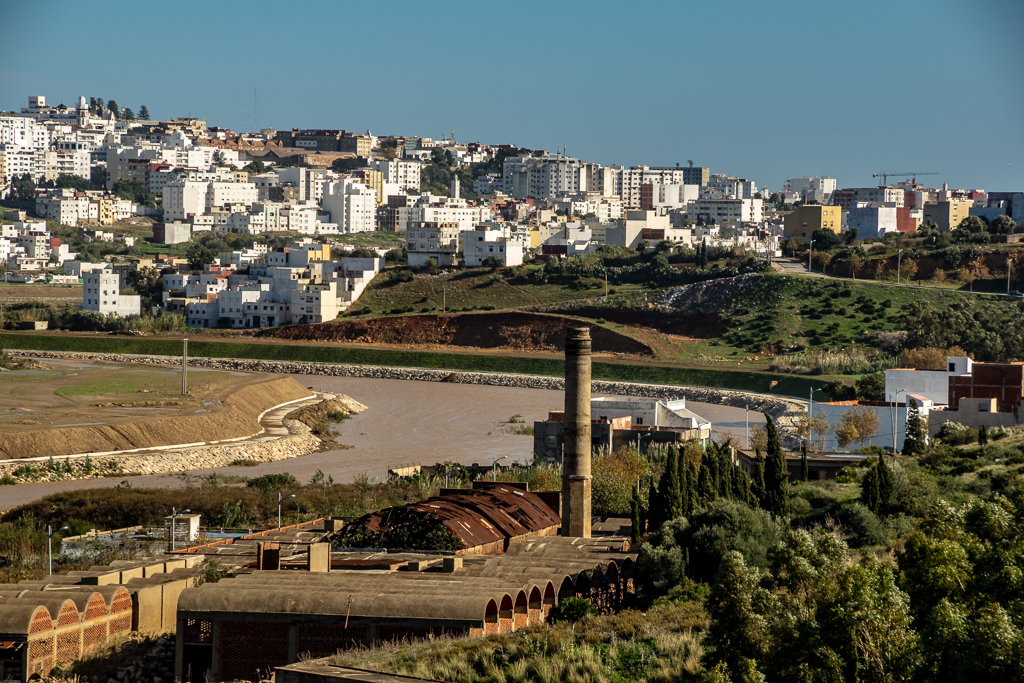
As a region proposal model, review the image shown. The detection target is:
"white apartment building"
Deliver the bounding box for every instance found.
[223,211,266,234]
[290,282,341,324]
[280,202,320,234]
[369,159,422,193]
[321,179,376,233]
[463,226,525,267]
[41,149,90,180]
[688,198,764,224]
[163,180,209,221]
[0,145,39,181]
[0,115,50,152]
[277,167,327,203]
[502,155,602,200]
[396,196,490,233]
[782,176,837,204]
[646,182,699,211]
[81,271,141,317]
[207,181,258,210]
[407,222,460,267]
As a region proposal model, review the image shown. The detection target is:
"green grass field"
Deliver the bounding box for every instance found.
[335,231,407,248]
[0,333,826,399]
[354,266,644,316]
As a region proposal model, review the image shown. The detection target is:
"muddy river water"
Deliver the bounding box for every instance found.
[1,375,765,507]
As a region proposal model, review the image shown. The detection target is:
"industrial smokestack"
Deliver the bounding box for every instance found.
[562,326,592,538]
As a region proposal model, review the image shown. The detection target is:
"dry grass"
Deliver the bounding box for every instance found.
[330,601,708,682]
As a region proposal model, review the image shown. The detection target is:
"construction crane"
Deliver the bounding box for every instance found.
[873,171,939,186]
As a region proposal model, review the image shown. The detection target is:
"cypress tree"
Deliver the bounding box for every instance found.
[979,424,989,446]
[752,449,767,508]
[877,456,893,514]
[684,462,700,516]
[718,447,732,499]
[763,414,789,514]
[863,459,882,513]
[647,478,662,532]
[731,460,745,500]
[698,458,715,506]
[800,441,810,482]
[902,401,927,456]
[661,446,683,521]
[680,455,691,515]
[630,485,643,544]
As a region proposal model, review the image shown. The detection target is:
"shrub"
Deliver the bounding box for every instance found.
[833,501,888,546]
[547,596,597,624]
[246,473,300,493]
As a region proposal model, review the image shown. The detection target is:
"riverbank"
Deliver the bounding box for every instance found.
[8,350,805,420]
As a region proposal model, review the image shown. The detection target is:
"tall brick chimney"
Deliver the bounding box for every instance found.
[562,326,592,538]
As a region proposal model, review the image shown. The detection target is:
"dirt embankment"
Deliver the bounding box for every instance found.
[257,312,653,355]
[0,377,312,460]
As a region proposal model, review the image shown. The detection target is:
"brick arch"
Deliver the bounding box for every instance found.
[528,585,544,625]
[483,597,499,635]
[498,593,515,634]
[83,592,110,651]
[108,587,133,637]
[513,589,530,631]
[29,606,53,634]
[83,593,108,622]
[56,600,80,628]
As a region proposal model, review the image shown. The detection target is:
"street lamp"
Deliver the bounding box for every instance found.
[635,432,654,454]
[491,455,508,481]
[745,405,750,450]
[47,524,68,576]
[278,492,296,529]
[808,388,819,450]
[170,507,190,551]
[889,388,906,453]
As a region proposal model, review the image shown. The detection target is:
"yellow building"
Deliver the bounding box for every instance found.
[93,198,114,226]
[923,200,972,231]
[356,170,384,205]
[783,205,841,239]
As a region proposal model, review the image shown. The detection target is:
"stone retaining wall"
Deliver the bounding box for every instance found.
[0,419,321,483]
[10,349,806,421]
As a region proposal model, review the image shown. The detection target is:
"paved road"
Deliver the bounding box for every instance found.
[1,375,768,508]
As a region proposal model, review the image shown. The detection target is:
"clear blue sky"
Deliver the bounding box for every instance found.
[3,0,1022,193]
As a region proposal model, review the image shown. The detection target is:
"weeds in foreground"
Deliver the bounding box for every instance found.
[331,601,708,683]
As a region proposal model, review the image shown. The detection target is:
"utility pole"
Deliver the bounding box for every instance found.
[1008,257,1013,295]
[604,269,608,298]
[897,249,902,284]
[181,338,188,395]
[808,243,812,274]
[745,405,749,450]
[442,286,446,314]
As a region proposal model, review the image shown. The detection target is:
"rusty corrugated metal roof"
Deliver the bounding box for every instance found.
[354,485,560,550]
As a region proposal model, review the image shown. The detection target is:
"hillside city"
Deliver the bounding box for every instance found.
[2,91,1024,683]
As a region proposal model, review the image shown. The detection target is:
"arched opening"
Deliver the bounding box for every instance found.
[513,590,529,631]
[606,562,620,610]
[528,585,544,625]
[498,594,514,634]
[484,598,499,636]
[557,575,575,603]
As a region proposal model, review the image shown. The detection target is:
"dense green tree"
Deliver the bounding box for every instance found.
[856,372,886,401]
[811,227,840,251]
[762,415,788,514]
[186,242,216,271]
[991,214,1017,235]
[705,530,919,682]
[630,484,643,544]
[900,497,1024,681]
[138,105,150,120]
[106,99,119,119]
[978,424,988,446]
[53,174,91,191]
[242,160,267,174]
[212,150,227,167]
[698,458,715,507]
[12,173,35,199]
[90,166,108,190]
[121,107,135,121]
